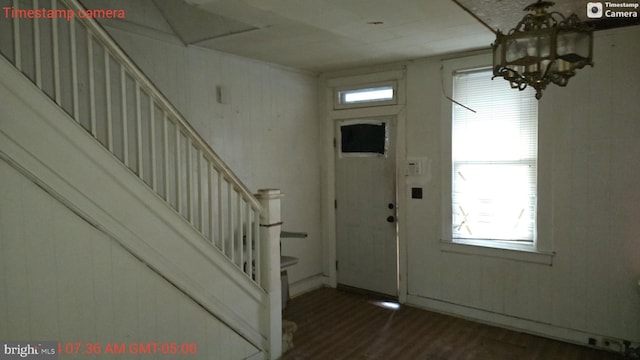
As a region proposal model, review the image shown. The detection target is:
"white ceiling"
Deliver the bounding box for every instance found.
[84,0,637,73]
[150,0,495,72]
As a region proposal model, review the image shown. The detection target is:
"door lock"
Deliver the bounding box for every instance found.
[386,215,396,223]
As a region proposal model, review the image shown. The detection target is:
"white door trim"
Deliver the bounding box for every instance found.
[321,68,407,303]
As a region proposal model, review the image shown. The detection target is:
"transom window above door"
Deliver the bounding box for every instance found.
[334,82,397,109]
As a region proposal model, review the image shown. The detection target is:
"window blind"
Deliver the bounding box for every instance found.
[452,68,538,242]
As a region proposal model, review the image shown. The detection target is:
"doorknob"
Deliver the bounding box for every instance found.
[386,215,396,223]
[388,203,395,209]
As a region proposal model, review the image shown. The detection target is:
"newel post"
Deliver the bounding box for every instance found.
[256,189,283,359]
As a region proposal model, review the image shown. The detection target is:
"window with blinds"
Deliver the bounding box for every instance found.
[451,68,538,243]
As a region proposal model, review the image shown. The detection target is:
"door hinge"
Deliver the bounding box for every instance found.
[334,199,337,209]
[333,138,337,148]
[336,260,339,271]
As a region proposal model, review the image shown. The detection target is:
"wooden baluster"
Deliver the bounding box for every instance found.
[88,34,97,137]
[121,66,128,166]
[135,83,143,178]
[175,124,181,214]
[208,162,215,244]
[163,113,170,202]
[198,152,205,233]
[70,15,79,120]
[237,191,243,268]
[228,182,234,261]
[253,205,259,280]
[149,101,157,192]
[245,201,252,277]
[12,0,21,70]
[52,0,61,105]
[218,173,225,255]
[33,0,41,87]
[105,51,113,151]
[186,138,193,224]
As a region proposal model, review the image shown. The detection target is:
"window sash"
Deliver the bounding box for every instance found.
[451,68,538,243]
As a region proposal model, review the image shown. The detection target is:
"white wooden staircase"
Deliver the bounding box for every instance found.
[0,0,282,358]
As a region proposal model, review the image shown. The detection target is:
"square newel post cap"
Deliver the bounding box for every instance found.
[255,188,284,199]
[255,189,284,225]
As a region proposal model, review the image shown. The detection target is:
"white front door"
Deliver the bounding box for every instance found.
[335,117,397,296]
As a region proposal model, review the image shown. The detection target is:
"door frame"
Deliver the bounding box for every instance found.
[321,67,408,303]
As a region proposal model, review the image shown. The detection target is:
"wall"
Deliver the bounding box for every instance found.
[102,24,323,288]
[402,26,640,345]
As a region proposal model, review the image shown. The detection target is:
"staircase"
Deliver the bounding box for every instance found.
[0,0,281,358]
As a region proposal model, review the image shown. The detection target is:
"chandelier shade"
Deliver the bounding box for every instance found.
[492,0,594,99]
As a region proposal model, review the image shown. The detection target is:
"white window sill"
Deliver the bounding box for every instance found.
[440,240,554,265]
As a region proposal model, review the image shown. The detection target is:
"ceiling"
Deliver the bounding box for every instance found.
[93,0,638,73]
[151,0,495,72]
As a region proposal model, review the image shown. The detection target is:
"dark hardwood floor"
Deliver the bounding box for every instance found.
[281,287,622,360]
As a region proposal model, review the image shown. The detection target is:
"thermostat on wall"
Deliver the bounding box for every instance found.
[405,157,429,176]
[406,159,422,175]
[405,157,431,184]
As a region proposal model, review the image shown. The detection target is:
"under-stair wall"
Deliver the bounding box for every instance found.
[0,158,262,359]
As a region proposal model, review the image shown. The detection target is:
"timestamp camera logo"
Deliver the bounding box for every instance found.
[587,2,604,17]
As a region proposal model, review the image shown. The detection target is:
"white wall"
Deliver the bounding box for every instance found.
[103,25,323,287]
[402,26,640,345]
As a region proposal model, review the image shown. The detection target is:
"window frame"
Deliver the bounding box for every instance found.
[439,53,554,265]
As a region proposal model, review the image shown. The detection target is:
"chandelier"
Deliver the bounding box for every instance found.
[492,0,594,99]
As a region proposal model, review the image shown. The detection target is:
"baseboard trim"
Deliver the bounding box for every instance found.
[289,275,328,298]
[406,294,623,352]
[336,284,398,302]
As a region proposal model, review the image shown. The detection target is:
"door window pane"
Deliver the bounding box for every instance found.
[340,123,387,155]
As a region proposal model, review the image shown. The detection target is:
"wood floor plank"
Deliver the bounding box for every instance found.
[281,288,622,360]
